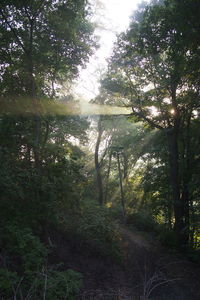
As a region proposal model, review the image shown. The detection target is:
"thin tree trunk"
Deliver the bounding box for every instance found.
[27,19,41,170]
[117,152,126,218]
[167,129,185,245]
[182,114,192,241]
[95,117,104,205]
[166,84,189,247]
[104,152,112,203]
[123,151,128,179]
[189,198,195,248]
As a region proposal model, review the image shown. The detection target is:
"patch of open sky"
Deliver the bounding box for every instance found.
[74,0,150,102]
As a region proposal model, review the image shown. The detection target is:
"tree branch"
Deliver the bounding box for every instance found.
[131,108,164,130]
[0,8,28,55]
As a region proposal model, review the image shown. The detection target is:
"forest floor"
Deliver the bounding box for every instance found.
[119,226,200,300]
[49,225,200,300]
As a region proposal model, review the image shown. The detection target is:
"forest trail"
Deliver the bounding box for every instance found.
[118,226,200,300]
[120,227,153,251]
[52,223,200,299]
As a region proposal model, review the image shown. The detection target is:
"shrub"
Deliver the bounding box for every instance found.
[0,222,83,299]
[77,201,121,260]
[158,229,178,248]
[0,269,19,298]
[126,210,158,233]
[0,266,82,299]
[46,268,82,300]
[1,225,47,274]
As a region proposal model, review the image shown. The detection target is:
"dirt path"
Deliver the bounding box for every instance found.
[120,227,153,251]
[50,222,200,299]
[119,226,200,300]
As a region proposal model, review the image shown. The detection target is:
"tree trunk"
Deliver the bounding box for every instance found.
[167,129,185,246]
[27,19,41,170]
[104,152,112,203]
[123,151,128,179]
[95,117,104,205]
[189,198,195,248]
[182,114,192,243]
[117,152,126,218]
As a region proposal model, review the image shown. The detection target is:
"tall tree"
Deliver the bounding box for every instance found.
[0,0,96,97]
[94,116,104,205]
[100,0,200,246]
[0,0,96,167]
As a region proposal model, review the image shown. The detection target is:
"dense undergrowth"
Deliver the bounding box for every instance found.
[0,198,122,299]
[1,200,199,299]
[126,210,200,263]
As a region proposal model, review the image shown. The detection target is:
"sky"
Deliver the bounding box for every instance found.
[74,0,147,101]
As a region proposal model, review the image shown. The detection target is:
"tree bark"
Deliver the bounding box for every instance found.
[167,128,186,245]
[95,117,104,205]
[104,151,112,203]
[117,152,126,218]
[27,19,41,170]
[123,151,128,179]
[180,113,192,245]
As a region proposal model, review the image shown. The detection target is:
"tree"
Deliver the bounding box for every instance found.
[0,0,96,97]
[0,0,96,168]
[94,116,104,205]
[0,0,98,283]
[89,113,150,216]
[100,0,200,246]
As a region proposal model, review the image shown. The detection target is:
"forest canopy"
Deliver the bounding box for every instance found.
[0,0,200,299]
[98,0,200,247]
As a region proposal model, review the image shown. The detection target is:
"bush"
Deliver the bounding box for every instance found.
[0,221,83,299]
[1,225,47,274]
[186,249,200,263]
[126,210,158,233]
[158,229,178,248]
[0,269,19,298]
[0,266,82,299]
[77,201,121,260]
[46,268,82,300]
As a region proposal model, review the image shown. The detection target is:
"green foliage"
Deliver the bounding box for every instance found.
[157,229,178,248]
[0,269,18,298]
[126,211,181,249]
[0,265,82,299]
[126,210,158,233]
[0,224,82,299]
[0,114,89,228]
[77,200,121,260]
[186,249,200,264]
[1,225,47,274]
[46,269,82,300]
[0,0,97,97]
[0,114,88,299]
[0,1,199,298]
[99,0,200,248]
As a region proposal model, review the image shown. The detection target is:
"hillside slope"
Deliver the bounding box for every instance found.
[48,225,200,299]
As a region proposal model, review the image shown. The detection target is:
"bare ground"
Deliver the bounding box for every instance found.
[48,226,200,300]
[119,226,200,300]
